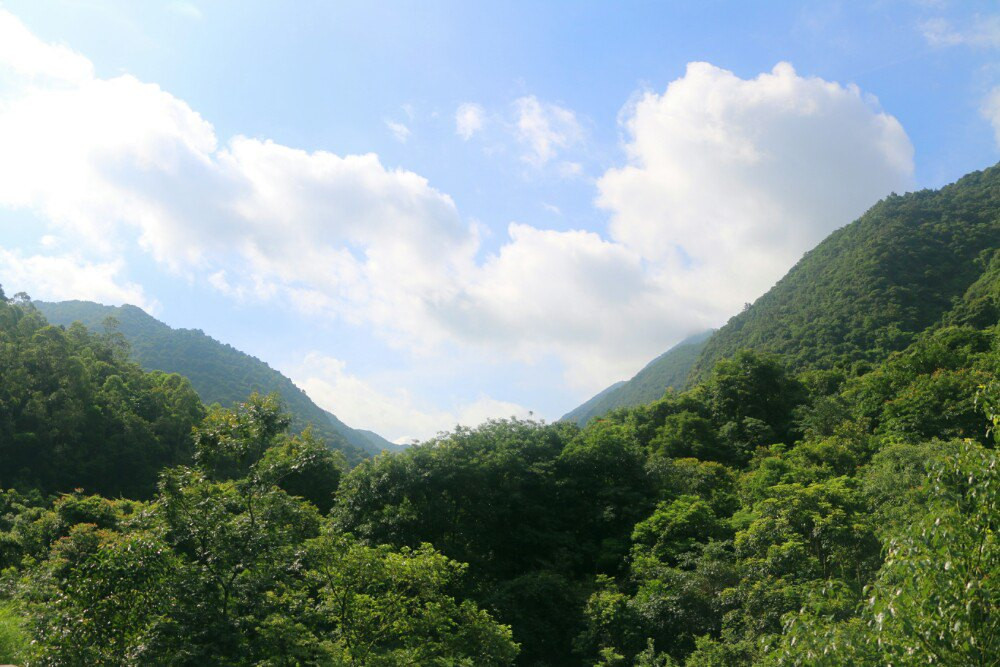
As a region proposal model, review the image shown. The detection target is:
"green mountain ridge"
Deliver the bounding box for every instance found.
[561,380,626,425]
[34,300,400,462]
[687,165,1000,382]
[565,164,1000,427]
[562,330,713,425]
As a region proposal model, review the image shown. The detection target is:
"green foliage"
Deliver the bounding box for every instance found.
[631,496,727,565]
[305,530,518,665]
[649,412,722,461]
[257,428,346,514]
[334,418,602,664]
[946,248,1000,328]
[771,441,1000,666]
[27,526,182,664]
[11,398,516,665]
[847,325,995,444]
[708,350,806,461]
[194,391,292,479]
[0,603,27,664]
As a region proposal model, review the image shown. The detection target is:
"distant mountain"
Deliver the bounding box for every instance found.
[35,300,401,462]
[687,165,1000,383]
[562,330,712,426]
[562,381,626,426]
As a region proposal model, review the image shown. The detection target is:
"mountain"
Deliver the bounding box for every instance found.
[565,164,1000,425]
[687,165,1000,383]
[0,296,206,498]
[562,330,712,425]
[34,300,400,462]
[561,381,626,426]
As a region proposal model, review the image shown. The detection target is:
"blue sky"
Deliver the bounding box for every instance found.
[0,1,998,441]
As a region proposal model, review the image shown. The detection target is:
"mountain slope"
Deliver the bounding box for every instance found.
[944,248,1000,328]
[562,330,712,425]
[35,300,399,461]
[688,165,1000,384]
[561,381,626,426]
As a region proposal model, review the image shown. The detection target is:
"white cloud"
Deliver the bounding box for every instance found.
[0,11,93,83]
[921,15,1000,48]
[982,86,1000,146]
[512,95,583,166]
[384,119,411,142]
[0,247,156,311]
[598,61,913,321]
[429,223,703,388]
[455,102,485,140]
[287,353,531,443]
[0,10,916,412]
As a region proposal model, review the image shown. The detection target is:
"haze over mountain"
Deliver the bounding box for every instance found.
[35,300,399,462]
[562,330,713,425]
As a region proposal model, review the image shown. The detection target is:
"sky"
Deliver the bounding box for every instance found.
[0,1,999,443]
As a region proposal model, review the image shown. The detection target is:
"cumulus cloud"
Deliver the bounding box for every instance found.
[0,11,915,404]
[430,224,705,387]
[286,353,531,443]
[0,10,472,340]
[0,11,93,83]
[512,95,583,166]
[0,9,657,390]
[455,102,485,140]
[0,247,156,310]
[982,86,1000,146]
[598,61,913,320]
[921,15,1000,48]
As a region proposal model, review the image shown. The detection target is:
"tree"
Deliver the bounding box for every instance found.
[304,529,518,665]
[194,391,291,480]
[772,441,1000,665]
[257,428,346,513]
[708,351,805,460]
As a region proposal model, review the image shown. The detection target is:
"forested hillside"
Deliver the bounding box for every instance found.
[0,165,998,665]
[688,164,1000,382]
[563,331,712,425]
[35,301,399,462]
[0,294,205,498]
[329,252,1000,664]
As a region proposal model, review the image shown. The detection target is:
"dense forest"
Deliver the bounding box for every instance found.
[0,165,999,665]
